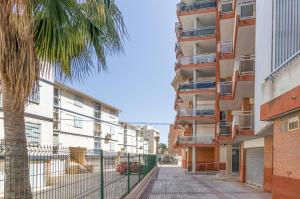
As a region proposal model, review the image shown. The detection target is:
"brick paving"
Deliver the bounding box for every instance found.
[140,166,271,199]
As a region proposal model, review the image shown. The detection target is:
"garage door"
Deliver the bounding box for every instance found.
[245,147,264,187]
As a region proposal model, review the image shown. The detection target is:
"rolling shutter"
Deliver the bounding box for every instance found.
[245,147,264,187]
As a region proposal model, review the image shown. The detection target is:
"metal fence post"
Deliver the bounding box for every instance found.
[100,149,104,199]
[127,153,130,194]
[138,154,141,182]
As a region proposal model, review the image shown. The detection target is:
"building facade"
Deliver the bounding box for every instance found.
[168,124,183,155]
[141,125,160,154]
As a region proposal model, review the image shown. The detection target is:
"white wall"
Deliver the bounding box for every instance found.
[254,0,273,134]
[196,124,215,138]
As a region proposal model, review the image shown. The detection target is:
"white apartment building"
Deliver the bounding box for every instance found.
[0,74,54,146]
[141,125,160,154]
[118,122,137,154]
[53,83,120,152]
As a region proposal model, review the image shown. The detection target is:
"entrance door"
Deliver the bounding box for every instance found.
[232,148,240,173]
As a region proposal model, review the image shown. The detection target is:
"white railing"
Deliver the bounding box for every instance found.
[219,0,233,13]
[177,135,214,145]
[237,0,255,20]
[218,81,232,96]
[232,111,253,130]
[219,41,233,55]
[178,53,216,65]
[178,108,215,117]
[178,26,216,38]
[234,55,255,76]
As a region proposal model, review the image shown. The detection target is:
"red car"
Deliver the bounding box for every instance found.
[116,162,144,175]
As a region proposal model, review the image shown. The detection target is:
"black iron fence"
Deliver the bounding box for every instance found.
[0,144,157,199]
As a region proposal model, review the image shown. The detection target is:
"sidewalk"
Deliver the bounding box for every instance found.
[140,165,271,199]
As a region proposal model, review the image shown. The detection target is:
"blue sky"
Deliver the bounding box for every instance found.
[69,0,178,144]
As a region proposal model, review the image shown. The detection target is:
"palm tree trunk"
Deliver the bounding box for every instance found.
[2,79,32,199]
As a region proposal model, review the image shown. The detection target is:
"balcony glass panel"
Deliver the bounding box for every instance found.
[221,1,233,13]
[219,81,232,96]
[177,1,217,12]
[233,111,253,129]
[219,41,233,55]
[177,135,214,145]
[178,81,216,91]
[178,108,215,117]
[219,121,232,135]
[179,54,216,65]
[179,27,216,38]
[237,0,255,19]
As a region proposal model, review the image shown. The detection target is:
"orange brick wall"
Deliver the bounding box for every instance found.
[264,136,273,192]
[196,147,214,162]
[272,114,300,199]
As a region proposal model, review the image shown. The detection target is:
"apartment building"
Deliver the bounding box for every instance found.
[173,0,256,173]
[53,83,121,152]
[141,125,160,154]
[0,74,54,146]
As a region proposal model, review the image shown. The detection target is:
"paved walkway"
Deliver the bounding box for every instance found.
[140,166,271,199]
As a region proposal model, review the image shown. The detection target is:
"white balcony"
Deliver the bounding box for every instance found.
[234,55,255,76]
[177,0,217,14]
[219,41,233,55]
[177,135,214,145]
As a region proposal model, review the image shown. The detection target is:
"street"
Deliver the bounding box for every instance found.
[140,166,272,199]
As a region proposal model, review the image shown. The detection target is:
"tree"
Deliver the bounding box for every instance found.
[0,0,127,198]
[159,143,168,155]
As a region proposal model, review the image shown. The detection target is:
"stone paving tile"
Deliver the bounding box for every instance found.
[140,166,272,199]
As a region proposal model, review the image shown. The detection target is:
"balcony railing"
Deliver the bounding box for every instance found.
[237,0,255,19]
[177,26,216,38]
[234,55,255,76]
[219,0,233,13]
[219,121,232,135]
[178,53,216,65]
[175,43,182,56]
[178,81,216,91]
[177,135,214,145]
[219,41,233,55]
[178,108,215,117]
[219,81,232,96]
[177,0,217,13]
[232,111,253,130]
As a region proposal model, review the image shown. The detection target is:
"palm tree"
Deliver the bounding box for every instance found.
[0,0,127,198]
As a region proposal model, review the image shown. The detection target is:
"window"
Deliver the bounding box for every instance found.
[74,116,83,128]
[53,134,59,146]
[53,107,60,130]
[74,95,83,107]
[94,123,101,137]
[221,2,232,13]
[25,122,41,145]
[54,88,60,106]
[29,85,40,104]
[94,104,101,119]
[288,117,299,131]
[109,125,116,136]
[94,138,101,150]
[240,3,253,19]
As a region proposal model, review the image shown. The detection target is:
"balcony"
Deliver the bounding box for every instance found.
[219,0,233,14]
[219,41,233,57]
[176,24,216,41]
[236,55,255,76]
[178,108,215,117]
[177,0,217,15]
[177,53,216,69]
[237,0,255,20]
[175,43,183,58]
[219,81,232,97]
[219,122,232,135]
[232,111,253,129]
[178,81,216,92]
[177,135,214,146]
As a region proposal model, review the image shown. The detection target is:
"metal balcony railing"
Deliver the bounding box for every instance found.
[219,81,232,96]
[232,111,253,130]
[178,81,216,91]
[178,108,215,117]
[177,0,217,13]
[219,121,232,135]
[234,55,255,76]
[177,26,216,38]
[219,0,233,13]
[237,0,255,19]
[219,41,233,55]
[177,135,214,145]
[178,53,216,65]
